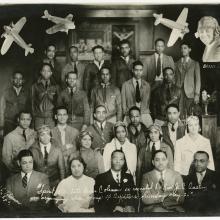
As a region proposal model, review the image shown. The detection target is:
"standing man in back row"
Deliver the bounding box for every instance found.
[111,39,134,90]
[143,38,174,91]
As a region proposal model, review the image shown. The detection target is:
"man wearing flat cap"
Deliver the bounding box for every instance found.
[136,123,173,186]
[30,124,65,188]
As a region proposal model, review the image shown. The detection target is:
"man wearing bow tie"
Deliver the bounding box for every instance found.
[90,66,122,124]
[184,151,219,213]
[94,150,136,214]
[6,149,51,211]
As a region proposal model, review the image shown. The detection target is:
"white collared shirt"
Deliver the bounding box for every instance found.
[13,86,22,96]
[94,60,104,70]
[111,169,121,183]
[149,140,161,151]
[71,61,79,66]
[21,171,32,183]
[196,170,206,185]
[96,121,106,130]
[121,55,130,64]
[57,124,67,146]
[181,56,190,64]
[155,53,164,81]
[168,121,179,147]
[132,77,142,88]
[40,142,51,157]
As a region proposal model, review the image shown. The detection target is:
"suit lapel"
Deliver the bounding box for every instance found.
[128,80,135,100]
[162,124,174,153]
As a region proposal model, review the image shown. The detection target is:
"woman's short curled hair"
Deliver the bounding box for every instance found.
[68,156,87,172]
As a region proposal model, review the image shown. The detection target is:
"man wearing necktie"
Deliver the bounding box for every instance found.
[90,66,122,124]
[121,60,153,128]
[6,149,51,211]
[142,38,174,91]
[30,125,65,188]
[184,151,219,212]
[175,42,201,118]
[83,45,110,103]
[57,72,90,131]
[61,46,85,89]
[94,150,136,213]
[151,67,181,124]
[141,150,184,212]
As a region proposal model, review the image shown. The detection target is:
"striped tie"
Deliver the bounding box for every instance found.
[22,173,27,188]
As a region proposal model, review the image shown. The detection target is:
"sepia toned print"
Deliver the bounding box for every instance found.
[0,3,220,217]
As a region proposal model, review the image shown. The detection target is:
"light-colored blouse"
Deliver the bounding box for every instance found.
[174,133,215,175]
[54,175,95,212]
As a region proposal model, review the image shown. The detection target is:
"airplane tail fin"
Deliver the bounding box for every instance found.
[154,14,163,25]
[42,10,50,19]
[25,44,34,56]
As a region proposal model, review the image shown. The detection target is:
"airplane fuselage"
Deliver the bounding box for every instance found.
[4,26,30,50]
[48,15,70,25]
[159,18,186,31]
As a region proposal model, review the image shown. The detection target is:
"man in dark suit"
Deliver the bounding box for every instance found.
[184,151,219,213]
[142,38,174,91]
[161,104,186,156]
[175,42,201,118]
[6,149,51,211]
[151,67,181,123]
[94,150,136,214]
[83,45,110,103]
[111,39,134,90]
[86,105,114,153]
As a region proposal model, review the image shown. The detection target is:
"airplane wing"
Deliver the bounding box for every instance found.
[46,24,64,34]
[1,35,14,55]
[167,29,181,47]
[13,17,27,33]
[176,8,188,24]
[66,14,73,21]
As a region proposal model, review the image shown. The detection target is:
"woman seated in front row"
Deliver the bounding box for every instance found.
[54,156,95,213]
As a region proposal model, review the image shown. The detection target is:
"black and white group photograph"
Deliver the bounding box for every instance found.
[0,1,220,217]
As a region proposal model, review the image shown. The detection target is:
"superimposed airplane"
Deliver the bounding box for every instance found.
[153,8,189,47]
[1,17,34,56]
[42,10,75,34]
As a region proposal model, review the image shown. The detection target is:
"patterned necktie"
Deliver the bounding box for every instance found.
[197,172,204,186]
[74,62,78,73]
[171,123,175,132]
[159,171,165,191]
[23,129,27,142]
[136,80,141,103]
[100,123,104,132]
[116,173,120,185]
[22,173,27,188]
[152,142,156,154]
[156,54,161,77]
[44,146,48,165]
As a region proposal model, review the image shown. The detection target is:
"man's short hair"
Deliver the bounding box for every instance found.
[92,45,104,52]
[194,151,209,160]
[46,43,56,50]
[55,106,69,115]
[152,150,167,160]
[155,38,165,45]
[17,111,32,120]
[65,71,78,79]
[40,62,53,73]
[69,45,78,53]
[100,66,111,74]
[120,39,130,47]
[94,104,107,114]
[129,106,141,116]
[12,70,24,78]
[180,41,192,49]
[132,60,143,69]
[17,149,33,162]
[165,103,179,112]
[163,67,174,75]
[111,149,125,159]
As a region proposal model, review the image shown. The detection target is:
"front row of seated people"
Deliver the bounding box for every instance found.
[1,103,219,213]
